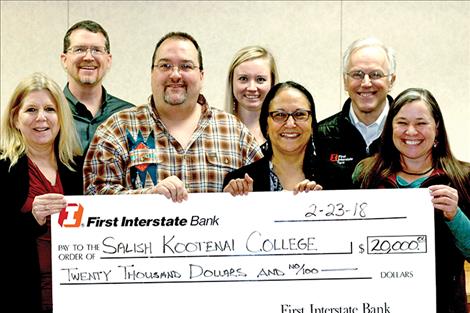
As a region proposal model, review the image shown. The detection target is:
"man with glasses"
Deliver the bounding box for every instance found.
[61,20,133,152]
[316,37,396,189]
[83,32,262,201]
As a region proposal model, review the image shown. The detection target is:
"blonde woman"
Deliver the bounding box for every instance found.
[0,72,82,312]
[226,45,279,149]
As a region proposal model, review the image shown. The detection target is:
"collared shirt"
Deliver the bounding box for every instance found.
[349,101,389,151]
[83,95,263,194]
[63,84,134,152]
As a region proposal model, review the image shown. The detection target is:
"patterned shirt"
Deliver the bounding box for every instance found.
[268,160,283,191]
[84,95,263,194]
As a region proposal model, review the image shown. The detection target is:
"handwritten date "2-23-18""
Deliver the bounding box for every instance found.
[305,202,368,219]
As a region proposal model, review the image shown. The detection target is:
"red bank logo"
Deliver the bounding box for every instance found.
[58,203,84,227]
[329,153,354,165]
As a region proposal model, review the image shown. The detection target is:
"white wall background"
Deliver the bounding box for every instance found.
[1,0,469,161]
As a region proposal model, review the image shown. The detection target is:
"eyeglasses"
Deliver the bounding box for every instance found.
[346,70,392,81]
[153,62,199,73]
[268,109,311,123]
[67,46,108,56]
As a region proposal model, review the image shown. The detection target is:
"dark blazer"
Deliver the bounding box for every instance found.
[223,156,271,191]
[1,154,83,313]
[223,156,324,191]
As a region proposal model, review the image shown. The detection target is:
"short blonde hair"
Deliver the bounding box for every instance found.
[0,72,82,170]
[225,45,279,114]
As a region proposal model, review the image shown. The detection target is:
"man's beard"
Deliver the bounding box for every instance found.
[164,88,187,105]
[79,72,101,85]
[76,64,101,86]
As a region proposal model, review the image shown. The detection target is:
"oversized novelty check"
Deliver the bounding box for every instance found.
[52,189,436,313]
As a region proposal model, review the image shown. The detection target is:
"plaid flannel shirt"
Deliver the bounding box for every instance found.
[83,95,262,194]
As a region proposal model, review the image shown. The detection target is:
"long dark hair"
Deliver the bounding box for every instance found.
[357,88,470,203]
[259,81,318,179]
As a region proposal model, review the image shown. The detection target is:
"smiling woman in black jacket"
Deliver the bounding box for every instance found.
[223,81,324,195]
[0,72,83,313]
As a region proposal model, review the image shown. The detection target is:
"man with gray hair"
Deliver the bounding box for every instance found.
[316,37,396,189]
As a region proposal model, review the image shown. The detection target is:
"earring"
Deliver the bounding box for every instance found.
[433,140,438,148]
[311,135,317,156]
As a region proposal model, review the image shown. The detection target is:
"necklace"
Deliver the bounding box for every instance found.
[401,167,433,176]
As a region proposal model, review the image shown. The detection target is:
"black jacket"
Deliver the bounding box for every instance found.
[316,95,393,190]
[223,156,272,191]
[223,156,324,191]
[1,154,83,313]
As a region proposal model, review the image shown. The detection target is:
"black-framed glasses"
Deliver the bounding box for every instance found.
[153,62,199,73]
[67,46,108,56]
[268,109,311,123]
[346,70,392,81]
